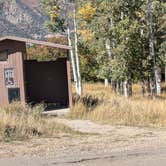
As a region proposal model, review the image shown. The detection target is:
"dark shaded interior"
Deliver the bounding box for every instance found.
[24,58,69,109]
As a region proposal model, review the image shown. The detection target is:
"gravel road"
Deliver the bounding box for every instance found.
[0,146,166,166]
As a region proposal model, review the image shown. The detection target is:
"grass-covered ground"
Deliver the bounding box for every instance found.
[0,83,166,141]
[70,83,166,127]
[0,103,76,142]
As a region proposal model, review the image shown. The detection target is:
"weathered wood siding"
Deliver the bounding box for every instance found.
[0,40,26,106]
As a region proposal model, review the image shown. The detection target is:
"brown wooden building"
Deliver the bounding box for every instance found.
[0,36,72,109]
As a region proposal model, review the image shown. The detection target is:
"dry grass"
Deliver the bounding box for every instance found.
[0,103,75,141]
[70,83,166,127]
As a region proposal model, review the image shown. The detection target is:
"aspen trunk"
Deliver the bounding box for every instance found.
[105,38,111,57]
[117,81,123,95]
[111,80,117,93]
[66,0,79,94]
[147,0,161,96]
[145,79,151,97]
[156,69,161,95]
[67,26,78,88]
[128,79,132,97]
[105,79,109,87]
[123,80,128,98]
[141,80,145,97]
[116,81,120,94]
[104,38,111,87]
[120,81,124,95]
[73,6,82,96]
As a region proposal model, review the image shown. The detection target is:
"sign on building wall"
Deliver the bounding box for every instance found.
[4,68,14,86]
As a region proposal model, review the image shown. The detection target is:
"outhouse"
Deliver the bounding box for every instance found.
[0,36,72,110]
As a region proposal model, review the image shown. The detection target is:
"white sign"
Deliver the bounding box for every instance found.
[4,68,14,86]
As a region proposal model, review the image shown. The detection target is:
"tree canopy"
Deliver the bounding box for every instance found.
[27,0,166,96]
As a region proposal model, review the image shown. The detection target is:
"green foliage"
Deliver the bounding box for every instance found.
[27,37,67,61]
[41,0,66,33]
[77,0,166,82]
[39,0,165,83]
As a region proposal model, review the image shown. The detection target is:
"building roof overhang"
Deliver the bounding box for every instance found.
[0,36,71,50]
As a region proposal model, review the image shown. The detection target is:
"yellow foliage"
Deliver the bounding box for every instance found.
[49,5,59,20]
[78,2,96,21]
[80,56,89,65]
[135,11,144,18]
[78,29,94,41]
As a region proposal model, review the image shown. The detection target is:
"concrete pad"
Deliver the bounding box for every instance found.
[42,108,70,116]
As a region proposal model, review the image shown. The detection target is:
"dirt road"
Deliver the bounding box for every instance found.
[0,146,166,166]
[0,119,166,165]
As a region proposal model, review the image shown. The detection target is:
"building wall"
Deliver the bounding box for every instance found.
[0,39,26,106]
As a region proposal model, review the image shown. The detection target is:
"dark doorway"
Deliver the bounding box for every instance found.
[24,59,69,108]
[8,88,21,103]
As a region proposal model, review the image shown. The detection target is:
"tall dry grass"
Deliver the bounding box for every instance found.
[0,103,74,141]
[70,83,166,127]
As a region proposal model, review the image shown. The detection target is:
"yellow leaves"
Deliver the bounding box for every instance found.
[78,3,95,41]
[135,11,144,18]
[78,29,94,41]
[81,56,89,65]
[78,2,96,21]
[49,5,59,20]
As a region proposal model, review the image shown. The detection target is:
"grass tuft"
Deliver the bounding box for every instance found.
[0,103,75,141]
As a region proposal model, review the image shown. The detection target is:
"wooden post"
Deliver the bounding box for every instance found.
[165,66,166,83]
[66,50,73,111]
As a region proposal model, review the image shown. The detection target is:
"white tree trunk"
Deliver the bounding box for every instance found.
[66,0,79,94]
[123,80,128,98]
[104,38,111,87]
[105,38,111,57]
[156,69,161,95]
[67,26,78,89]
[104,79,109,87]
[74,6,82,96]
[147,0,161,96]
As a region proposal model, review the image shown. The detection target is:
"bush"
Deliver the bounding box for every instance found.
[73,93,102,112]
